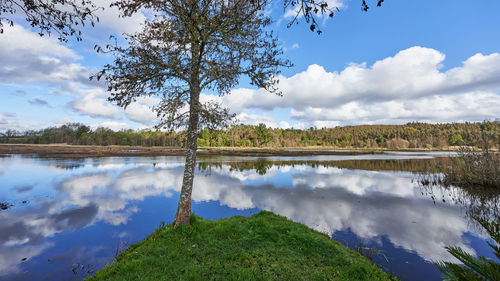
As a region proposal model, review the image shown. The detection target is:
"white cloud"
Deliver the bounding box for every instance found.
[235,112,277,127]
[310,120,341,128]
[0,25,93,87]
[3,25,499,131]
[220,47,500,126]
[90,0,147,35]
[125,103,156,124]
[0,25,78,59]
[232,112,291,129]
[124,97,159,125]
[53,116,76,126]
[90,121,131,131]
[278,121,291,129]
[71,92,120,118]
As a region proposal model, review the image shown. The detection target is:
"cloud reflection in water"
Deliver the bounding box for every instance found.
[0,156,488,278]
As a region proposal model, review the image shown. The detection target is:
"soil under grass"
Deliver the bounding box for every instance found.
[87,212,397,281]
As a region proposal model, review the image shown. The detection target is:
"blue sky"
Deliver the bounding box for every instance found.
[1,0,500,132]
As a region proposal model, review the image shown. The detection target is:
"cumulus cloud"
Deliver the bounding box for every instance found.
[4,25,499,130]
[231,112,291,129]
[235,112,277,127]
[218,47,500,126]
[0,25,94,88]
[53,116,75,126]
[90,0,147,35]
[90,121,131,131]
[0,25,78,58]
[71,92,120,118]
[123,96,159,125]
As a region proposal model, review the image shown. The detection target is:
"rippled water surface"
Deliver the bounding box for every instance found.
[0,152,498,281]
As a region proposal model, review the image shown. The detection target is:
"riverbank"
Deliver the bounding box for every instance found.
[0,143,468,158]
[87,211,397,281]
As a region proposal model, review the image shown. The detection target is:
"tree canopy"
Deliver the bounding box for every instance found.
[0,0,385,40]
[0,0,100,41]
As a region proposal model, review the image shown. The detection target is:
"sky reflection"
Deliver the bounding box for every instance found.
[0,154,496,280]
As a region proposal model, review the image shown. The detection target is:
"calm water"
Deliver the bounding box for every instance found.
[0,152,498,281]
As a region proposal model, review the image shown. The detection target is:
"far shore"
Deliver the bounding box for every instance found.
[0,143,471,158]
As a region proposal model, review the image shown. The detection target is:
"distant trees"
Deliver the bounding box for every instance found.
[0,129,18,143]
[3,122,499,151]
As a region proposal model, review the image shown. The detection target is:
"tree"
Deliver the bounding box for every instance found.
[255,123,272,146]
[449,134,465,146]
[1,129,18,142]
[96,0,291,226]
[0,0,100,41]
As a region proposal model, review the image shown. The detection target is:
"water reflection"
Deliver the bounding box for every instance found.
[420,179,500,227]
[198,164,476,262]
[0,154,497,281]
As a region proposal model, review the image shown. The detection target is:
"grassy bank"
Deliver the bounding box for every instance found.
[88,212,396,281]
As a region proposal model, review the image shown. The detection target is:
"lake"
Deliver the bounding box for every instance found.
[0,152,498,281]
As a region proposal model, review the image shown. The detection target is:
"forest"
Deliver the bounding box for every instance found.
[1,121,499,150]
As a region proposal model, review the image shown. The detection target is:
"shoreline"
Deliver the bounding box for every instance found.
[0,143,467,158]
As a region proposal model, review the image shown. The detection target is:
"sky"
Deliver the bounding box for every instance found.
[1,0,500,132]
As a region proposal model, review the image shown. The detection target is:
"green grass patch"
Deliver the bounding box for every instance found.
[88,211,397,281]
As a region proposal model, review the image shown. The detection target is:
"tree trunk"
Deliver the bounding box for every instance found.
[173,88,200,226]
[173,38,202,226]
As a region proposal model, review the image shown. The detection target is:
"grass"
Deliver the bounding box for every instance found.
[87,211,397,281]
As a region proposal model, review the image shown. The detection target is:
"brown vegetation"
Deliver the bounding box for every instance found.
[441,149,500,189]
[0,144,381,158]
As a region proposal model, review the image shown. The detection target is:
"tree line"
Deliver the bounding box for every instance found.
[2,121,499,150]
